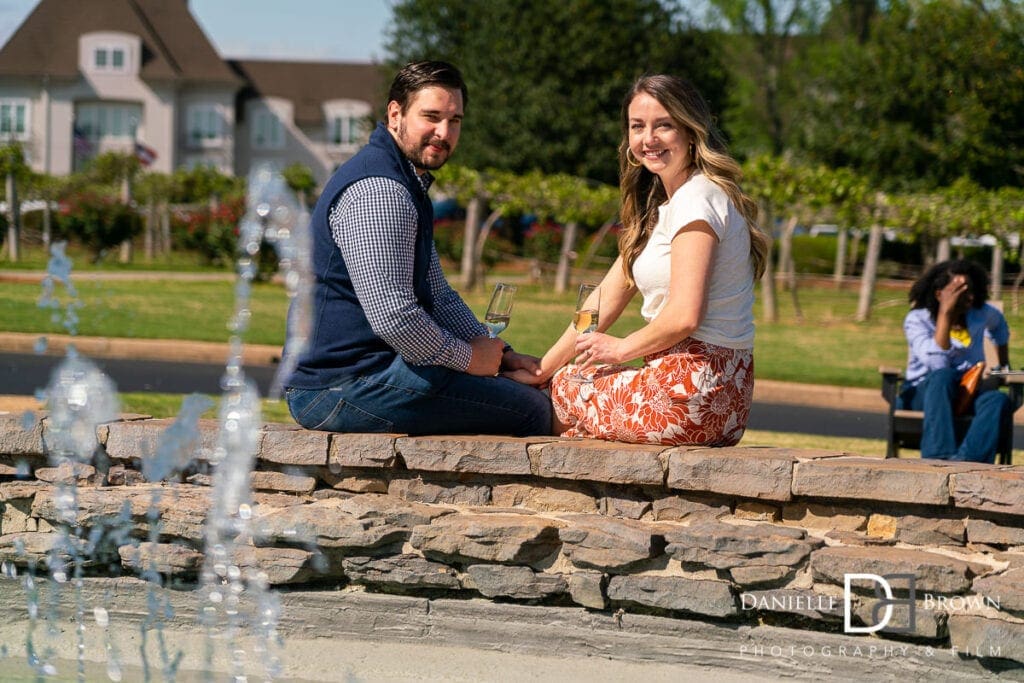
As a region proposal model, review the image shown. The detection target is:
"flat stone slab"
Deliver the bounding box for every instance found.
[792,457,990,505]
[0,413,45,456]
[528,440,665,485]
[951,469,1024,516]
[966,519,1024,546]
[557,514,666,571]
[811,546,983,594]
[465,564,567,599]
[252,498,408,550]
[410,513,564,567]
[606,574,737,617]
[104,417,221,464]
[260,425,328,466]
[342,554,461,590]
[972,568,1024,613]
[329,433,399,469]
[396,435,536,475]
[664,520,821,570]
[666,447,823,502]
[947,614,1024,664]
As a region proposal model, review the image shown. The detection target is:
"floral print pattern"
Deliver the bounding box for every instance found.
[550,338,754,446]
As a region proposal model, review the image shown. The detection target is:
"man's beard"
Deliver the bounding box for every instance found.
[397,121,451,171]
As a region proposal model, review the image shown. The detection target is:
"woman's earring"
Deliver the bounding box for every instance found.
[626,148,642,168]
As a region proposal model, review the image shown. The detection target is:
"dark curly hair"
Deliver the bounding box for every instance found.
[908,259,989,321]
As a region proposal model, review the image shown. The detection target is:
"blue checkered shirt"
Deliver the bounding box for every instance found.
[329,165,486,371]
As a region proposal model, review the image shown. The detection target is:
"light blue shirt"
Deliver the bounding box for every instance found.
[903,303,1009,385]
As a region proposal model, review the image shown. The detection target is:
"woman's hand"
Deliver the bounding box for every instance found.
[937,275,969,319]
[574,332,624,373]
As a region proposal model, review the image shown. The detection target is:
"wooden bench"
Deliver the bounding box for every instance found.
[879,366,1023,465]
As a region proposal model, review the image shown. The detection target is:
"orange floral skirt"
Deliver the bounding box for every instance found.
[550,337,754,446]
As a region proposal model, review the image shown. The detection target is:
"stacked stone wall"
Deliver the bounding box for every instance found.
[1,414,1023,669]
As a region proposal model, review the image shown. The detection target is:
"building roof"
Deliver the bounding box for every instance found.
[230,60,386,127]
[0,0,241,84]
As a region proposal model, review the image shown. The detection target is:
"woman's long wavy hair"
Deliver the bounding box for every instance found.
[617,74,768,288]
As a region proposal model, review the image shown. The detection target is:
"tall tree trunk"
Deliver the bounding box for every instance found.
[460,195,483,290]
[554,221,579,294]
[759,212,777,323]
[160,204,171,255]
[991,242,1004,302]
[42,200,51,253]
[856,224,884,322]
[472,208,503,289]
[5,171,19,262]
[144,201,155,262]
[935,237,951,263]
[847,230,863,274]
[118,174,132,263]
[833,227,848,288]
[779,216,802,321]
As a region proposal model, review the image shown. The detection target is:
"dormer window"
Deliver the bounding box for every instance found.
[94,46,127,72]
[324,100,371,151]
[80,32,139,75]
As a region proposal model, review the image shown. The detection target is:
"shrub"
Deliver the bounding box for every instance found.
[56,191,141,262]
[522,220,563,264]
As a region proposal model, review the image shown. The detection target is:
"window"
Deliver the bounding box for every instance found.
[93,45,128,72]
[187,105,224,147]
[324,100,370,149]
[252,110,284,150]
[0,99,28,140]
[75,102,141,141]
[329,114,362,146]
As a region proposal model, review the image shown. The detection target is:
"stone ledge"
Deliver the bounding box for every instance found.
[4,416,1024,669]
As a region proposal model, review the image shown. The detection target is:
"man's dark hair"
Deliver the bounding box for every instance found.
[908,259,990,321]
[388,61,468,113]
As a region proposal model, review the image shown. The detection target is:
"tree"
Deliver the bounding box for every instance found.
[386,0,729,185]
[702,0,830,157]
[0,143,29,261]
[282,162,317,210]
[791,0,1024,190]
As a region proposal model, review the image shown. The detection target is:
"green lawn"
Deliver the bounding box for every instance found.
[6,274,1024,389]
[5,269,1024,463]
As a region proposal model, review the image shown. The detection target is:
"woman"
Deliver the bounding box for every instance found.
[898,259,1011,462]
[510,74,768,446]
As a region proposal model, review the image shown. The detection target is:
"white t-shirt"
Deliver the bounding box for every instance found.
[631,173,755,349]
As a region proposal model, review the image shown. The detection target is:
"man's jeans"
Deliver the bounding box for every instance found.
[898,366,1011,463]
[285,355,552,437]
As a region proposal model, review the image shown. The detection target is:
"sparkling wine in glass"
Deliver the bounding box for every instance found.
[570,283,600,381]
[484,283,516,338]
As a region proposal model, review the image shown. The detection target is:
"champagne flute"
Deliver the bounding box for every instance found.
[570,283,600,381]
[484,283,516,338]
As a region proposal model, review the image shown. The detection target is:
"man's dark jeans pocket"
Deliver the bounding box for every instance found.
[285,387,393,433]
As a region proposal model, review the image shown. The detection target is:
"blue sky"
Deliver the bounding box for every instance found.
[0,0,392,62]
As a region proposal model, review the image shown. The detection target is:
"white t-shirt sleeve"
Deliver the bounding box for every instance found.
[659,178,728,241]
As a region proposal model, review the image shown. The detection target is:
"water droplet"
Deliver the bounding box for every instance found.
[34,337,48,354]
[93,606,109,627]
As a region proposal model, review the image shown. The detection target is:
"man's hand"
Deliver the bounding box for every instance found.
[500,351,545,385]
[466,336,505,376]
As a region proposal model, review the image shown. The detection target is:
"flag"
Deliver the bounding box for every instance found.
[73,125,92,156]
[134,140,157,167]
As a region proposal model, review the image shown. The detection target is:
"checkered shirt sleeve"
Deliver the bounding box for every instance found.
[330,176,485,371]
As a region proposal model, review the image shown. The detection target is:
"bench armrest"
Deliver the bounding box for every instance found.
[879,366,904,407]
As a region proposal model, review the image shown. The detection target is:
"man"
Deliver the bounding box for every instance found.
[284,61,551,436]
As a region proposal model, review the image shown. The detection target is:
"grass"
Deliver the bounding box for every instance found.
[6,273,1024,389]
[4,266,1024,464]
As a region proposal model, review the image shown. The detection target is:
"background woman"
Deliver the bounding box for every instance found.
[898,259,1011,462]
[509,74,768,446]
